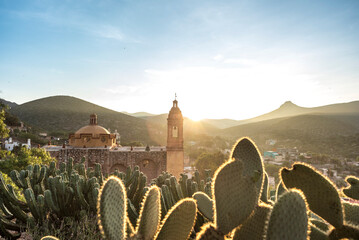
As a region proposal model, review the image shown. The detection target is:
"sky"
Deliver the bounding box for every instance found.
[0,0,359,120]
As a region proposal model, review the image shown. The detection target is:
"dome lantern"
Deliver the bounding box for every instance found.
[90,113,98,125]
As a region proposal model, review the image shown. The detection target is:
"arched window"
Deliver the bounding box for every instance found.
[172,126,178,138]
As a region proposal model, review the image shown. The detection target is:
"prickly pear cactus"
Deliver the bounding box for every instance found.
[192,192,213,221]
[265,189,309,240]
[342,176,359,200]
[280,163,343,228]
[213,159,258,235]
[40,237,59,240]
[135,186,161,240]
[343,202,359,225]
[232,203,272,240]
[230,137,264,200]
[154,198,197,240]
[196,223,225,240]
[98,176,127,240]
[275,180,287,201]
[260,172,270,203]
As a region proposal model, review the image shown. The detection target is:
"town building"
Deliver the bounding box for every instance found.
[4,138,31,151]
[44,98,184,181]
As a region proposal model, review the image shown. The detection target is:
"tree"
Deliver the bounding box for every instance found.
[194,151,227,176]
[4,111,21,126]
[0,146,55,174]
[0,102,9,139]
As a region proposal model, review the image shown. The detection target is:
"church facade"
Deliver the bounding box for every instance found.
[45,98,184,181]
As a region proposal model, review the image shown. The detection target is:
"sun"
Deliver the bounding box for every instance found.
[190,116,202,122]
[188,112,204,122]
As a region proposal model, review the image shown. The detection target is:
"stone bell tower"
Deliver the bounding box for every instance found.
[166,95,184,178]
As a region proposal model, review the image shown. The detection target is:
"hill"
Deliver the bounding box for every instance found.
[239,100,359,125]
[201,118,242,129]
[0,98,18,108]
[9,96,162,144]
[193,101,359,129]
[219,113,359,158]
[221,114,359,138]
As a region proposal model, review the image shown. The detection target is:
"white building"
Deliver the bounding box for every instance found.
[4,138,31,151]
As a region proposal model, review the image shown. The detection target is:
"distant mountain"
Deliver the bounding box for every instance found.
[8,95,359,152]
[0,98,18,108]
[119,100,359,130]
[218,113,359,158]
[122,111,156,118]
[239,100,359,125]
[201,118,242,129]
[10,96,162,144]
[220,114,359,139]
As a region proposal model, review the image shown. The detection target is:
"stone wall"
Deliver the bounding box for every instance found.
[48,148,167,182]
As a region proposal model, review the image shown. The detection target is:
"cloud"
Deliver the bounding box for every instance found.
[9,9,130,42]
[86,25,124,41]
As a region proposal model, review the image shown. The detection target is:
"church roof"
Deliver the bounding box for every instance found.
[75,124,110,135]
[168,98,183,118]
[74,113,110,135]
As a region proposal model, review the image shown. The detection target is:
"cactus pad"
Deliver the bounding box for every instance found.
[343,202,359,225]
[232,203,272,240]
[155,198,197,240]
[230,137,264,199]
[342,176,359,200]
[265,189,309,240]
[213,159,258,235]
[136,185,161,240]
[196,223,224,240]
[193,192,214,221]
[97,176,127,240]
[281,163,343,228]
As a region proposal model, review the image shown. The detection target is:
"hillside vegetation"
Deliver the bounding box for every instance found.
[200,100,359,129]
[7,95,359,158]
[10,96,161,144]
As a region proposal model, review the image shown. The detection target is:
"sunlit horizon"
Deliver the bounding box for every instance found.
[1,1,359,120]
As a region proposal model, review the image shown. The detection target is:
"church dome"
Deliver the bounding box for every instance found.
[69,113,116,148]
[75,125,110,135]
[75,113,110,135]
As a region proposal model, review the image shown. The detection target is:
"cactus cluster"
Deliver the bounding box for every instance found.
[111,165,149,227]
[0,157,103,238]
[97,176,197,240]
[7,137,359,240]
[152,169,211,220]
[195,137,359,240]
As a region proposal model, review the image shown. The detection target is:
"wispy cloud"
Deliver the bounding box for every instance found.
[90,25,124,41]
[8,9,132,42]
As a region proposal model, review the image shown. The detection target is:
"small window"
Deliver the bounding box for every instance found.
[172,126,178,138]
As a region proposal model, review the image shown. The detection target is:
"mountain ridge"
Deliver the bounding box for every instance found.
[9,95,161,144]
[5,95,359,146]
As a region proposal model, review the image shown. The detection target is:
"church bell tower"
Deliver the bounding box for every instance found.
[166,95,184,178]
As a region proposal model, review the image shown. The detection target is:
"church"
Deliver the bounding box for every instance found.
[45,98,184,180]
